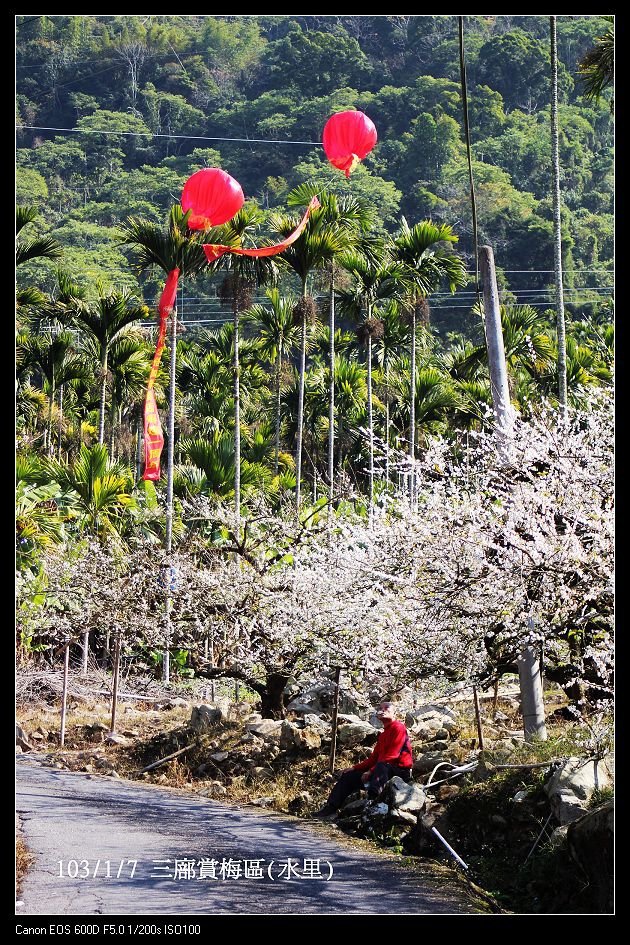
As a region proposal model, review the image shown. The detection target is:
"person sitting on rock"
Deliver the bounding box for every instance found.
[314,701,413,819]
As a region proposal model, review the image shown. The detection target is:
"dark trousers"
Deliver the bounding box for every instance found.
[327,762,411,811]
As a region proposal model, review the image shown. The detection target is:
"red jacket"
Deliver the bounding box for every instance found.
[352,719,413,773]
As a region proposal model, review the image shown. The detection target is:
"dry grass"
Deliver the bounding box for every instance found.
[16,835,33,898]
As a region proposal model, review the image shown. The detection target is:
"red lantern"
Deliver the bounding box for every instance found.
[181,168,244,230]
[322,110,377,178]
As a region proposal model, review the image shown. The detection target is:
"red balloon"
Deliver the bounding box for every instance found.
[322,110,377,178]
[181,168,244,230]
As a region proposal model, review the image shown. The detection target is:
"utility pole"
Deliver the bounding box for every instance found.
[479,245,547,742]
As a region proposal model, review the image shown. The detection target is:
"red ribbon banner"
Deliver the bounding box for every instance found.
[142,267,180,481]
[202,196,320,263]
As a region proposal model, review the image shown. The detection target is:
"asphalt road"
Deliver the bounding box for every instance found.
[16,755,485,916]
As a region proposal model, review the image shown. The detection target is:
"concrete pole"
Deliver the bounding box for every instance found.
[517,645,548,742]
[479,245,513,450]
[479,248,546,742]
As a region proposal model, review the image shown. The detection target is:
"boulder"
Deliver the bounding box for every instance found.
[412,751,452,777]
[16,723,33,752]
[190,705,223,732]
[286,681,365,716]
[279,720,322,751]
[245,719,283,741]
[105,732,128,745]
[209,751,229,762]
[389,808,418,827]
[545,756,614,824]
[337,722,378,747]
[567,800,613,912]
[383,777,427,815]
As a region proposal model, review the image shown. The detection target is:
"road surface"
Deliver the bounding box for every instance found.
[16,755,488,916]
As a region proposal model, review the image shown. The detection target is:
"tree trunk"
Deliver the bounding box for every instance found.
[328,268,335,523]
[164,306,178,684]
[135,411,143,482]
[385,364,390,492]
[367,332,374,526]
[98,345,108,446]
[295,282,307,512]
[259,671,291,719]
[57,385,64,461]
[550,15,569,421]
[46,382,55,457]
[81,629,89,676]
[274,351,281,475]
[233,286,241,531]
[108,395,116,459]
[409,308,416,502]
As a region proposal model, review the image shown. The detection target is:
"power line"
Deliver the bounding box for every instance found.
[16,125,321,147]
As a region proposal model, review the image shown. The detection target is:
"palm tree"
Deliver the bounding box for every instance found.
[177,433,273,499]
[577,15,614,109]
[243,288,301,474]
[44,443,135,539]
[214,205,278,526]
[392,220,467,487]
[63,290,149,447]
[338,241,405,520]
[16,207,62,268]
[16,207,63,327]
[121,205,211,550]
[270,204,346,510]
[106,333,153,460]
[462,304,556,402]
[372,300,410,491]
[288,184,374,509]
[31,331,91,456]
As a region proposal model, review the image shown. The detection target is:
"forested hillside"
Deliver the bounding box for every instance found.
[17,15,613,330]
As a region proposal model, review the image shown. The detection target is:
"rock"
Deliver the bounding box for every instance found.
[302,713,329,731]
[105,732,128,745]
[567,800,613,912]
[432,729,451,742]
[362,801,389,822]
[412,751,452,777]
[160,698,190,710]
[337,722,378,747]
[251,797,274,807]
[246,719,283,741]
[383,777,427,815]
[31,732,45,741]
[493,710,510,722]
[420,740,449,752]
[336,713,366,725]
[280,720,299,750]
[389,808,418,827]
[16,723,33,752]
[340,797,369,816]
[251,767,275,780]
[545,756,614,824]
[286,681,365,716]
[548,825,569,850]
[288,792,311,813]
[209,751,229,762]
[106,770,120,778]
[490,814,508,827]
[436,784,460,802]
[190,705,223,732]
